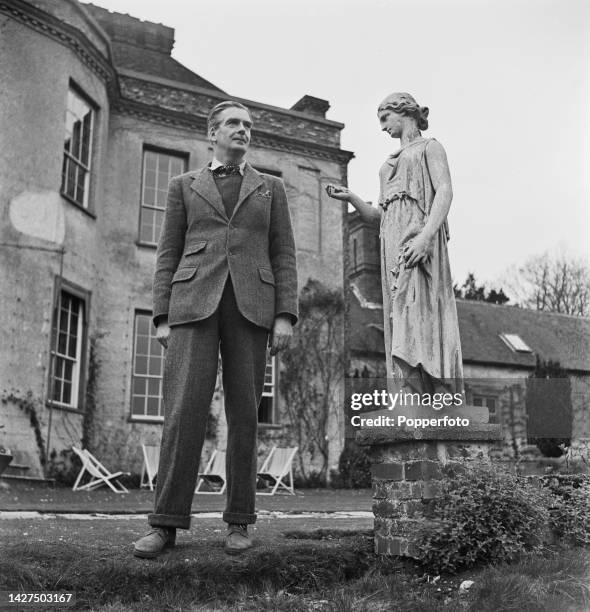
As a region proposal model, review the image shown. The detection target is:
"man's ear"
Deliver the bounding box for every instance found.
[208,127,217,143]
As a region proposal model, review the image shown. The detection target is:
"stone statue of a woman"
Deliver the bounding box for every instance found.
[328,92,463,393]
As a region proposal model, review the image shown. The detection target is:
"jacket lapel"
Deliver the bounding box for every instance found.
[189,167,228,220]
[232,163,264,219]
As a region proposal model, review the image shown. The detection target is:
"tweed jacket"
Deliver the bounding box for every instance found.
[153,163,298,330]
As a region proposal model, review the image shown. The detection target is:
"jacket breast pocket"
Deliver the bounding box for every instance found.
[185,240,207,256]
[172,266,198,284]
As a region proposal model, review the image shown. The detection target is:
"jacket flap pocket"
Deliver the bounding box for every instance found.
[172,266,198,283]
[185,240,207,256]
[259,267,275,285]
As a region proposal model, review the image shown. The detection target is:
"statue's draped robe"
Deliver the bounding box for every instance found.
[379,138,463,390]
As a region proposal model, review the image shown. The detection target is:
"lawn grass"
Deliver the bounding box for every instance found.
[1,529,589,611]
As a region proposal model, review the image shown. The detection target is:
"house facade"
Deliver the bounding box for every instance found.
[0,0,353,479]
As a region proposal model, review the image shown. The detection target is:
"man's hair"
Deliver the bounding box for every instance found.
[207,101,252,141]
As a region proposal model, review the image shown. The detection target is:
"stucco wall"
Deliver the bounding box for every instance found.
[0,7,111,476]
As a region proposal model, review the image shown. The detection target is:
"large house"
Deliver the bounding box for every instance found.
[0,0,353,479]
[349,212,590,469]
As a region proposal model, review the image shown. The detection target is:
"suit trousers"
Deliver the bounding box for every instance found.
[148,276,269,529]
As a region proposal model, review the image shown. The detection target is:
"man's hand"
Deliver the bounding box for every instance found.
[156,321,171,349]
[270,315,293,355]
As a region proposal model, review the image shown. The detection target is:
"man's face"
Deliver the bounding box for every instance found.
[211,107,252,160]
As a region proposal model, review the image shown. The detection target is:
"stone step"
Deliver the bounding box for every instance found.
[0,474,56,485]
[3,462,31,476]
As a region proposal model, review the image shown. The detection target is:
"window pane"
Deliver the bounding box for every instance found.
[139,208,154,243]
[145,169,156,190]
[154,210,164,242]
[143,187,156,207]
[147,397,160,416]
[171,159,184,176]
[75,165,86,204]
[66,162,76,199]
[62,381,72,405]
[81,112,92,165]
[58,331,68,355]
[258,396,273,424]
[135,356,148,375]
[150,337,161,354]
[148,378,160,396]
[136,335,149,355]
[133,378,146,395]
[132,395,146,416]
[63,360,74,384]
[148,356,162,376]
[145,151,157,171]
[155,188,168,209]
[71,118,82,159]
[52,377,63,403]
[136,316,150,335]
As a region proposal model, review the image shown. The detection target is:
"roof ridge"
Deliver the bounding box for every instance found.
[455,298,590,322]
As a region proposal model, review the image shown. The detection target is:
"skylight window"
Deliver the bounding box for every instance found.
[500,333,533,353]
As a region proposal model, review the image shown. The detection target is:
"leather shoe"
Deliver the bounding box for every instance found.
[133,527,176,558]
[224,523,253,555]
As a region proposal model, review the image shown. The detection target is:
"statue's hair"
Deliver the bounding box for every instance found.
[207,101,252,140]
[378,92,429,131]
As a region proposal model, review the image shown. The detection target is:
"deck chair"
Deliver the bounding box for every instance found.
[256,446,298,495]
[195,449,227,494]
[71,446,129,493]
[140,444,160,491]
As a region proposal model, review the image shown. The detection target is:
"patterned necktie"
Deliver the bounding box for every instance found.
[212,165,241,178]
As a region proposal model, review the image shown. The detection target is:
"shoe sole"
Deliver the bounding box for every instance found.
[133,542,175,559]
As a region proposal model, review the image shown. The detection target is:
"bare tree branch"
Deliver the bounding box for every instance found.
[503,251,590,316]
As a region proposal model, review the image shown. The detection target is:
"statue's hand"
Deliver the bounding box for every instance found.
[403,232,434,268]
[325,184,351,201]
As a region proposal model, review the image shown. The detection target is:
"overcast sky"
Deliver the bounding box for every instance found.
[90,0,590,290]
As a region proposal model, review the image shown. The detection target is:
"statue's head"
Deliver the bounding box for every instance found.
[377,93,429,132]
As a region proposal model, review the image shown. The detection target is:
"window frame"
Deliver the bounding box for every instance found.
[129,310,165,422]
[60,82,98,213]
[472,394,499,420]
[137,145,189,248]
[258,354,280,426]
[47,279,90,413]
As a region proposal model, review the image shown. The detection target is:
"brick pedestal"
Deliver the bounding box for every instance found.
[357,418,502,557]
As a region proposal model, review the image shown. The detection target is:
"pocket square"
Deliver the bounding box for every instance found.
[257,189,272,198]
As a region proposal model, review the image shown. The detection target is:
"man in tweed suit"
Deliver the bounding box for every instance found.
[134,101,298,558]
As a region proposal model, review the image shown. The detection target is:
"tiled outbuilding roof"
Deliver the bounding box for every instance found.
[349,287,590,373]
[456,300,590,372]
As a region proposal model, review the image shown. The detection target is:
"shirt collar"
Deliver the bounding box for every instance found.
[210,157,246,175]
